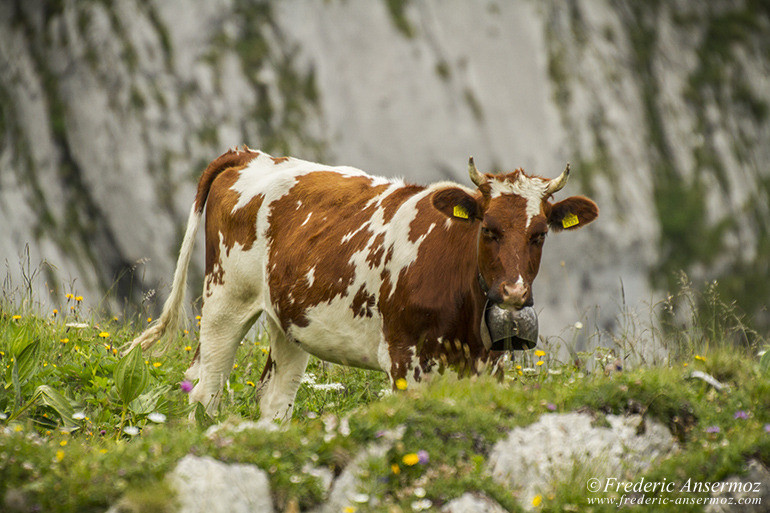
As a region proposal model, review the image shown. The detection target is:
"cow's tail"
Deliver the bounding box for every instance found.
[126,203,202,353]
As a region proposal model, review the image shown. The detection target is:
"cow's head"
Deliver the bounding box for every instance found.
[432,158,598,350]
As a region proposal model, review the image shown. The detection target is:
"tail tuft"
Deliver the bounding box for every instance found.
[124,205,202,355]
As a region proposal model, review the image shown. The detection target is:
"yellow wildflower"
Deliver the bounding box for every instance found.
[534,349,546,357]
[55,450,65,462]
[60,440,68,447]
[402,453,420,466]
[53,309,58,316]
[12,315,21,320]
[536,360,545,366]
[75,296,83,302]
[184,346,192,352]
[395,378,408,390]
[65,293,73,300]
[694,355,706,362]
[147,317,152,323]
[532,494,543,507]
[153,362,162,368]
[246,381,256,387]
[391,464,401,475]
[99,332,110,338]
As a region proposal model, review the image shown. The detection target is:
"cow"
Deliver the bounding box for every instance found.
[129,147,598,424]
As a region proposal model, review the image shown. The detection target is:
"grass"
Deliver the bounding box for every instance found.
[1,279,769,512]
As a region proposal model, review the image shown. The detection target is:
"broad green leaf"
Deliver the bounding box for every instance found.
[9,385,80,430]
[114,345,149,406]
[128,385,170,415]
[35,385,79,430]
[14,340,40,385]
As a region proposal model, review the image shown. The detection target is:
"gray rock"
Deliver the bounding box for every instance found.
[312,442,391,513]
[168,455,274,513]
[488,412,677,510]
[441,492,508,513]
[704,459,770,513]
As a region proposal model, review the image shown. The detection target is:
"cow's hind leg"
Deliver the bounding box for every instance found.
[257,319,309,427]
[188,293,261,416]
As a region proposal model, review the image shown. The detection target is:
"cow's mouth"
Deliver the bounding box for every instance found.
[480,301,539,351]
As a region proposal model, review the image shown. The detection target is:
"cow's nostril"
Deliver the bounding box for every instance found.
[501,281,529,308]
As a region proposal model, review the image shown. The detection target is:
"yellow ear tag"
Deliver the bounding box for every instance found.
[562,212,579,228]
[453,204,469,219]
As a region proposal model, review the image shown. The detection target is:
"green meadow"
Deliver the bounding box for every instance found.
[1,278,769,512]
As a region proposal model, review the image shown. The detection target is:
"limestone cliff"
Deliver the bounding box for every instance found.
[1,0,768,338]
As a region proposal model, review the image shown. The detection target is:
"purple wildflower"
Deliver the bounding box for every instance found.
[546,403,557,411]
[765,424,770,433]
[180,380,193,393]
[734,410,749,420]
[705,425,720,434]
[417,450,430,465]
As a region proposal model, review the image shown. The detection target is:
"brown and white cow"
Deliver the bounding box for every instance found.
[129,147,597,423]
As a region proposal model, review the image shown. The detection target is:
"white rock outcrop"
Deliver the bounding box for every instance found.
[168,455,274,513]
[488,412,677,509]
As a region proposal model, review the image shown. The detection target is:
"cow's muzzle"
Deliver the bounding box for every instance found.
[480,301,539,351]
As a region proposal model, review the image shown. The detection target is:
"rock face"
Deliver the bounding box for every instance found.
[487,412,677,509]
[1,0,769,334]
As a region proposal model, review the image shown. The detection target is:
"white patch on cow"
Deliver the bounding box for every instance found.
[290,298,384,371]
[488,175,549,227]
[341,222,370,244]
[377,339,393,376]
[380,187,441,298]
[306,267,315,287]
[301,212,312,226]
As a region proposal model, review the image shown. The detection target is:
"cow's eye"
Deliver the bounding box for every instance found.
[481,226,498,240]
[530,232,547,245]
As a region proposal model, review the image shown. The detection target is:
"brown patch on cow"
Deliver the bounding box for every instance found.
[351,285,376,318]
[366,233,386,268]
[266,172,414,331]
[271,156,289,165]
[379,188,489,374]
[204,167,264,289]
[195,147,260,213]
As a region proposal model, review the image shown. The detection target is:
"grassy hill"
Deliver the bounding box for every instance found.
[1,290,769,512]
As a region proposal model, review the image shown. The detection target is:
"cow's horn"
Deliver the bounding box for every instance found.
[468,157,488,187]
[545,163,570,196]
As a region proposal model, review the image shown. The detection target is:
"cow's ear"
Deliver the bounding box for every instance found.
[546,196,598,232]
[432,188,480,221]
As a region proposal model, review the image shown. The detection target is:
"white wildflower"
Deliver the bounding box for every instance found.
[123,426,140,436]
[147,412,167,423]
[411,499,432,511]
